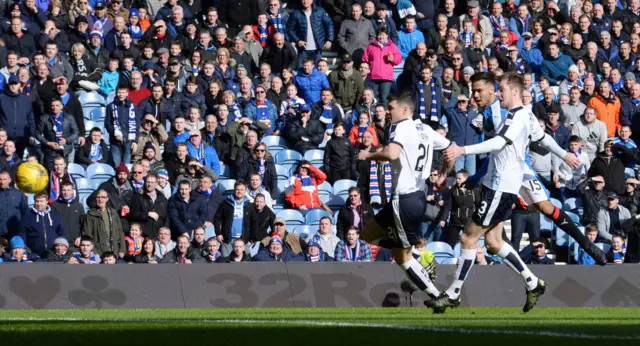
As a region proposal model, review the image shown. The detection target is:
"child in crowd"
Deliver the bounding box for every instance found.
[607,234,627,264]
[578,224,599,265]
[125,223,144,257]
[97,57,120,96]
[349,111,379,147]
[555,136,590,199]
[459,19,476,48]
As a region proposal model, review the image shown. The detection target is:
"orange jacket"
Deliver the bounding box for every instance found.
[285,165,327,209]
[588,93,621,138]
[139,18,151,34]
[348,125,379,147]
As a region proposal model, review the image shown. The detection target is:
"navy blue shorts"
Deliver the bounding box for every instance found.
[472,186,518,227]
[374,191,427,248]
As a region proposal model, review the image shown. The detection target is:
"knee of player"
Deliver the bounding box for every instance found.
[533,201,555,216]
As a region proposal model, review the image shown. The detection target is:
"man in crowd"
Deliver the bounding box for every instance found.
[83,189,126,258]
[306,216,341,259]
[215,181,251,246]
[168,180,207,239]
[127,172,169,239]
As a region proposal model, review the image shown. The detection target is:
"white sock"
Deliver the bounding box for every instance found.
[400,258,440,297]
[445,249,476,299]
[496,242,538,291]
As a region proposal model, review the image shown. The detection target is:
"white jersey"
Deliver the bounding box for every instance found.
[482,106,544,194]
[388,119,451,195]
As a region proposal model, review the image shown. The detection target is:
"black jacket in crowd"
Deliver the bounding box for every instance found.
[248,205,276,243]
[76,139,110,166]
[335,202,375,240]
[323,134,357,179]
[283,118,325,154]
[441,183,480,229]
[201,127,233,165]
[236,156,278,195]
[577,178,608,225]
[194,189,224,222]
[127,192,170,239]
[214,197,253,243]
[51,199,85,243]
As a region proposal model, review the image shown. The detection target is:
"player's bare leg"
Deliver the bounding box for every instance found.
[362,220,441,299]
[530,200,606,265]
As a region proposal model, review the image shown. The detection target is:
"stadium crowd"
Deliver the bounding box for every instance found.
[0,0,638,265]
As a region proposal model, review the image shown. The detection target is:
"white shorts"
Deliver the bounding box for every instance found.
[519,178,550,205]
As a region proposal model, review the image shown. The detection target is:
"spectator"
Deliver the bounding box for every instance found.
[161,234,197,263]
[293,57,330,104]
[336,187,374,240]
[154,227,176,259]
[323,122,357,183]
[338,3,375,61]
[561,87,587,128]
[0,171,27,239]
[283,104,324,153]
[606,233,627,263]
[372,104,388,144]
[286,0,334,67]
[285,160,326,210]
[351,88,378,128]
[132,115,168,163]
[370,4,398,45]
[621,178,640,215]
[261,218,307,254]
[534,88,561,122]
[329,54,364,113]
[217,238,252,262]
[168,180,208,239]
[313,88,346,135]
[253,234,301,261]
[51,77,85,147]
[460,1,492,46]
[355,130,389,205]
[72,235,100,264]
[617,71,636,101]
[193,237,222,263]
[36,98,79,170]
[0,75,35,156]
[215,180,252,245]
[2,236,40,263]
[101,252,119,264]
[572,107,608,162]
[334,226,373,262]
[47,237,73,263]
[397,15,424,60]
[83,189,126,259]
[519,238,555,265]
[105,84,139,166]
[304,240,334,262]
[127,173,169,239]
[349,111,379,147]
[229,120,268,163]
[246,174,274,208]
[17,192,65,257]
[422,169,450,241]
[124,223,144,257]
[441,169,480,247]
[97,56,120,96]
[201,115,232,165]
[174,129,221,176]
[2,18,37,59]
[88,163,134,215]
[589,140,626,195]
[305,216,340,258]
[361,27,402,104]
[182,78,207,116]
[588,80,622,138]
[545,104,570,150]
[578,175,609,225]
[597,191,632,241]
[555,136,591,199]
[474,245,497,265]
[128,71,151,106]
[247,193,276,242]
[244,84,278,135]
[51,181,85,246]
[260,33,298,80]
[612,125,638,167]
[42,40,73,82]
[445,95,480,174]
[541,43,574,85]
[578,224,600,265]
[0,139,21,180]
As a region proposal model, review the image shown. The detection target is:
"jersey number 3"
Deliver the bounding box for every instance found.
[415,144,429,172]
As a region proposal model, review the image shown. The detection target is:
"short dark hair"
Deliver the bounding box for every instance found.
[387,92,415,113]
[80,235,94,244]
[470,72,496,86]
[499,72,524,94]
[102,251,116,259]
[234,180,247,189]
[456,169,469,177]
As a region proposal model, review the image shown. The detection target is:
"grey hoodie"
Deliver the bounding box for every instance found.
[571,117,608,162]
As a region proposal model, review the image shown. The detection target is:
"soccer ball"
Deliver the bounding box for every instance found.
[15,162,49,194]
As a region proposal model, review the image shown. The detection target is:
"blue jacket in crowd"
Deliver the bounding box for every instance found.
[540,53,574,85]
[397,28,425,59]
[518,44,544,74]
[174,132,221,176]
[444,98,481,147]
[244,99,278,134]
[286,6,334,47]
[293,68,330,104]
[253,246,303,262]
[139,96,176,123]
[0,187,28,238]
[104,99,140,142]
[0,90,36,150]
[17,208,65,257]
[546,124,571,150]
[167,193,208,238]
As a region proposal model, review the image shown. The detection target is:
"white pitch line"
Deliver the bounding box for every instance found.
[0,317,637,340]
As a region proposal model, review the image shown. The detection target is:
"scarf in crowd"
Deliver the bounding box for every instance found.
[127,24,143,39]
[52,113,64,144]
[297,174,316,192]
[7,153,16,166]
[256,158,266,180]
[112,101,137,141]
[10,253,29,262]
[229,103,243,121]
[567,79,584,90]
[489,15,507,32]
[269,9,285,34]
[32,206,53,226]
[247,185,266,199]
[193,142,207,165]
[74,251,98,263]
[369,161,392,205]
[49,171,77,202]
[75,57,88,73]
[611,78,624,93]
[254,101,273,135]
[24,80,31,97]
[515,58,526,75]
[131,177,144,194]
[344,240,362,261]
[459,32,473,48]
[305,251,324,262]
[424,78,438,122]
[200,187,213,198]
[93,15,108,33]
[131,236,143,255]
[358,124,369,141]
[518,14,530,32]
[613,243,626,263]
[560,35,570,45]
[88,142,103,162]
[374,39,388,49]
[59,194,75,204]
[319,102,334,131]
[258,25,268,46]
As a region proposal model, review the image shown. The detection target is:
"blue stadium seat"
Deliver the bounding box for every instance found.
[80,195,89,212]
[595,242,611,254]
[87,163,115,184]
[328,194,346,209]
[91,107,106,122]
[79,92,105,107]
[250,242,261,257]
[625,168,636,178]
[453,243,461,257]
[567,227,585,264]
[566,211,580,225]
[261,135,289,157]
[304,209,332,226]
[563,198,582,212]
[277,209,305,225]
[332,179,357,198]
[318,181,332,204]
[216,179,236,196]
[84,121,95,136]
[303,149,324,166]
[293,225,314,239]
[555,228,569,247]
[83,107,96,121]
[219,164,234,179]
[275,149,303,166]
[550,198,563,210]
[426,241,454,257]
[67,163,86,179]
[438,257,458,264]
[275,164,291,180]
[27,194,34,208]
[540,214,555,236]
[75,178,93,194]
[106,92,115,105]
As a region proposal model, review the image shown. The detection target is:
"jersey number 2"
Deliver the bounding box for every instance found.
[415,144,429,172]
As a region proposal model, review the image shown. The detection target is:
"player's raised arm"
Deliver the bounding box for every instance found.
[535,134,580,169]
[444,136,508,162]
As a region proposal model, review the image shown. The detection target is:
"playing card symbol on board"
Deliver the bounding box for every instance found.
[69,276,126,308]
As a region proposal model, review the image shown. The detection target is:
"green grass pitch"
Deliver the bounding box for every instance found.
[1,308,638,345]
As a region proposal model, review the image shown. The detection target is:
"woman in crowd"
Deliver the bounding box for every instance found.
[214,48,236,86]
[285,161,327,211]
[237,142,277,195]
[361,27,402,104]
[134,238,161,263]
